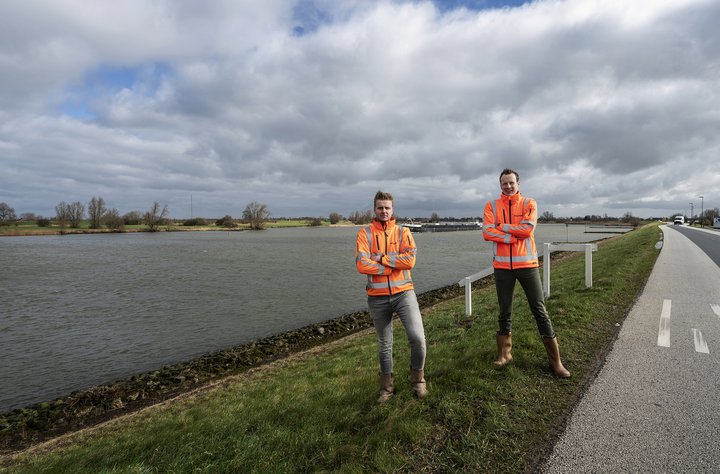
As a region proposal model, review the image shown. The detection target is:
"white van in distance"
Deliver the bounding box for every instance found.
[673,216,685,225]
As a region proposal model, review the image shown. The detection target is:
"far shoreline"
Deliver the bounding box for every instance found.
[0,220,365,237]
[1,219,642,237]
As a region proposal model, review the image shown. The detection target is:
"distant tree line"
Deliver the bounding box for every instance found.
[5,198,717,231]
[0,198,281,232]
[347,209,373,225]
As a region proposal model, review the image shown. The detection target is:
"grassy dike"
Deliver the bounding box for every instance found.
[1,224,661,473]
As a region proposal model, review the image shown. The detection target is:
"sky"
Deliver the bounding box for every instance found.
[1,0,718,220]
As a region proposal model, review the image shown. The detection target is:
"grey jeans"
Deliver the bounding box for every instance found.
[494,267,555,338]
[367,290,427,375]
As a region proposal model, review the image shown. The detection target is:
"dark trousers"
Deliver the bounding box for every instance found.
[494,267,555,338]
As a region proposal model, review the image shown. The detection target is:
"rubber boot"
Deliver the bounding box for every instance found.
[378,373,394,403]
[410,369,427,399]
[542,336,571,378]
[493,332,513,367]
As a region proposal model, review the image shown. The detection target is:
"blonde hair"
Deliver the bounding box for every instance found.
[374,190,394,206]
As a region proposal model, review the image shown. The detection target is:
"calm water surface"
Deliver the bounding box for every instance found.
[0,224,621,411]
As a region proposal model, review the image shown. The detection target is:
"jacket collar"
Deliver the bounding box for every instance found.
[372,217,396,231]
[500,192,522,203]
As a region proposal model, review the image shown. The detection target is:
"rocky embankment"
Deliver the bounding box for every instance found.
[0,275,493,454]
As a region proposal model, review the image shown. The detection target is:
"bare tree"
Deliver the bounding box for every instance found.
[430,212,440,222]
[540,211,555,222]
[348,209,373,225]
[55,201,71,229]
[0,202,17,226]
[68,201,85,228]
[243,201,270,230]
[88,196,107,229]
[143,202,169,232]
[703,208,719,226]
[329,212,342,224]
[104,208,125,231]
[622,211,640,226]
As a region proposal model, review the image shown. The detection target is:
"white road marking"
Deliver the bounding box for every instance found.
[711,304,720,318]
[692,329,710,354]
[657,299,671,347]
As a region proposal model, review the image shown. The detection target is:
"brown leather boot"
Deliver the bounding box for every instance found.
[542,336,571,378]
[493,332,513,367]
[378,373,394,403]
[410,369,427,399]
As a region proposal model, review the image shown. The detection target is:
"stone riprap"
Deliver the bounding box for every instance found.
[0,275,494,454]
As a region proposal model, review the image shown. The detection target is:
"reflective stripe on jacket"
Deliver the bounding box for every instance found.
[356,217,416,296]
[482,192,539,270]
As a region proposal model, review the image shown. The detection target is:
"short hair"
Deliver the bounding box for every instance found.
[374,190,394,206]
[499,168,520,182]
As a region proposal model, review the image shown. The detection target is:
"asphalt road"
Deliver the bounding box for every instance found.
[539,225,720,473]
[670,224,720,266]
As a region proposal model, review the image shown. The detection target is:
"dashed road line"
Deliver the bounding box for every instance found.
[692,328,710,354]
[657,299,671,347]
[711,304,720,318]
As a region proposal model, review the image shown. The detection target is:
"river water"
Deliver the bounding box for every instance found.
[0,224,622,412]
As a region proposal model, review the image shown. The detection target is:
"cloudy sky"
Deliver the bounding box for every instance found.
[1,0,718,220]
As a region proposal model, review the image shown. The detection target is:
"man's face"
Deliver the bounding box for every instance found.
[500,173,519,196]
[374,199,393,222]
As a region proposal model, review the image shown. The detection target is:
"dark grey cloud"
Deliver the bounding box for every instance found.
[1,0,718,219]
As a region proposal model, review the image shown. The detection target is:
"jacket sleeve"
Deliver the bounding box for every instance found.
[382,227,416,270]
[482,201,516,244]
[356,228,392,276]
[502,198,536,239]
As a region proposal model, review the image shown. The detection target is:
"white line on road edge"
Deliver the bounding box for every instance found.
[712,304,720,318]
[657,299,671,347]
[692,329,710,354]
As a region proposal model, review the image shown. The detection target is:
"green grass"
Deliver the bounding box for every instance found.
[1,224,662,473]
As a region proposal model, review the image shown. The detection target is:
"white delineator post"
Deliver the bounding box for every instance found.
[457,267,494,318]
[543,243,597,298]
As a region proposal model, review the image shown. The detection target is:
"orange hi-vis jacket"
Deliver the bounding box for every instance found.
[482,192,539,270]
[356,217,417,296]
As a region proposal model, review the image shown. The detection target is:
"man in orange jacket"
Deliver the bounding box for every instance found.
[356,191,428,402]
[482,169,570,378]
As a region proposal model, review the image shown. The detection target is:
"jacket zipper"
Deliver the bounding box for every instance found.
[507,199,513,270]
[383,227,392,294]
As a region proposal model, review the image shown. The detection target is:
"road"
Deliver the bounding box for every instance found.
[671,224,720,266]
[540,225,720,473]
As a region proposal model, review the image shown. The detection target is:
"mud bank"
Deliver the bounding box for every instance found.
[0,273,496,454]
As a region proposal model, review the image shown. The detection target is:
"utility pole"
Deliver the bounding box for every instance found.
[699,195,704,227]
[690,202,694,220]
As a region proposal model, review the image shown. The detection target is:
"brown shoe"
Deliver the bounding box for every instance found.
[378,373,394,403]
[410,369,427,399]
[542,336,571,378]
[493,332,513,367]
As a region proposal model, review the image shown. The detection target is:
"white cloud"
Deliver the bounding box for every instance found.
[1,0,719,219]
